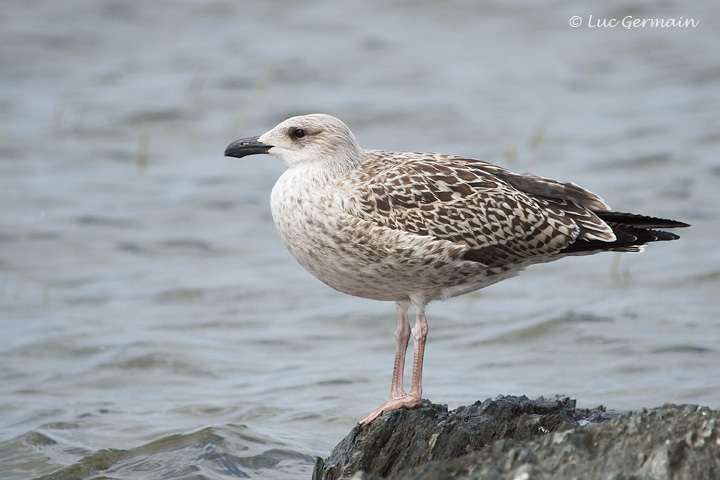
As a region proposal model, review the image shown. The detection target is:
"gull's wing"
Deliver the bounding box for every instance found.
[342,150,616,268]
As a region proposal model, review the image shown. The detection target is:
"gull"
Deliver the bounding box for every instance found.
[224,113,688,426]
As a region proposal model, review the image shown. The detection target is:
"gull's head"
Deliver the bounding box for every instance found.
[224,114,363,172]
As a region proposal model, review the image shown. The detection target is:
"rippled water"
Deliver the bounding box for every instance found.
[2,0,719,478]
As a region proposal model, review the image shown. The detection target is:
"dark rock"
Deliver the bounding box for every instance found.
[313,396,720,480]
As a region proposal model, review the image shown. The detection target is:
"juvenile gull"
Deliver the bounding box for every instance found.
[224,114,688,426]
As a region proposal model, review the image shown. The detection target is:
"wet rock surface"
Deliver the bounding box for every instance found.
[313,395,720,480]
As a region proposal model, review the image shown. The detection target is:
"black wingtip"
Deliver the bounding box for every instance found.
[596,211,690,229]
[560,211,688,255]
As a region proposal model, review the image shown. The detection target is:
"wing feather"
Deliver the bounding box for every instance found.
[341,151,615,267]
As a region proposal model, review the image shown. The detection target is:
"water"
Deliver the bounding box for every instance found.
[1,0,719,478]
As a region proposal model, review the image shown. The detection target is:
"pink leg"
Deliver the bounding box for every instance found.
[407,308,428,401]
[390,302,411,398]
[360,302,428,426]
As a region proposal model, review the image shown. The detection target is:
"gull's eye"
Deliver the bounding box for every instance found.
[292,128,306,139]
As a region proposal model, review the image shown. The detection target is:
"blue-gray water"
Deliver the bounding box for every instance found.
[1,1,719,478]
